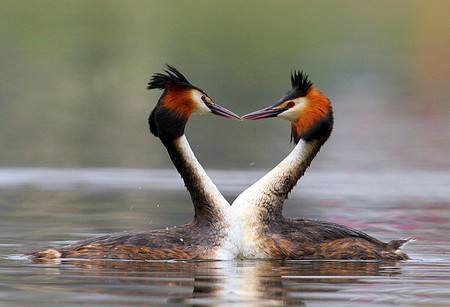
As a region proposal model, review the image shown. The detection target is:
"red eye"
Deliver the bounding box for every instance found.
[287,101,295,108]
[201,95,207,102]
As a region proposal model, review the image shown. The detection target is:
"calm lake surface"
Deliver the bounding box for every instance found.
[1,168,450,306]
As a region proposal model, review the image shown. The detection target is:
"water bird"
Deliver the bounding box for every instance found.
[232,71,409,260]
[30,65,242,261]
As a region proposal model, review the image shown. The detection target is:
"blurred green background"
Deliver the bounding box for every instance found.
[1,0,449,170]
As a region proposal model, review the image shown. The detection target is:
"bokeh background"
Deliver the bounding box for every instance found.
[1,0,449,172]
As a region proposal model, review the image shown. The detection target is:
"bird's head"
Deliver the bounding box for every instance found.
[243,71,333,144]
[148,65,240,140]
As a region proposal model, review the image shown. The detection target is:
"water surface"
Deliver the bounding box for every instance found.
[1,169,450,306]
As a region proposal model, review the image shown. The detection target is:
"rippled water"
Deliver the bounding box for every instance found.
[1,168,450,306]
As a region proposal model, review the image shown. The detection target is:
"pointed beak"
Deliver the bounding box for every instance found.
[207,103,241,120]
[242,106,285,120]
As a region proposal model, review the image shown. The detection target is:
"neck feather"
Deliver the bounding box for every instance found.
[232,107,332,222]
[163,135,231,223]
[233,138,324,222]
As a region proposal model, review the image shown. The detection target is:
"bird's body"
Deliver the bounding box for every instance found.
[233,71,409,260]
[32,221,234,261]
[30,66,241,261]
[238,217,408,260]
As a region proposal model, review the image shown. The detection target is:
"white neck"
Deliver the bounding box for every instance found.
[231,139,318,258]
[175,135,231,217]
[173,135,241,259]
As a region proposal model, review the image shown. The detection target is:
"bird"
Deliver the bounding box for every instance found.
[232,70,409,260]
[29,65,242,261]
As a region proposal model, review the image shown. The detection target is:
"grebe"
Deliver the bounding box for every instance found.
[30,65,242,261]
[232,71,409,260]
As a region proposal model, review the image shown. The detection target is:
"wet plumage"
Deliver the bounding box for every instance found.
[32,226,224,260]
[255,218,408,260]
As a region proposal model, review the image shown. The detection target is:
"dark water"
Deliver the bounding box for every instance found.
[1,169,450,306]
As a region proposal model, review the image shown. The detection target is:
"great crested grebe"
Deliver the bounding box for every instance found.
[30,65,242,261]
[232,71,409,260]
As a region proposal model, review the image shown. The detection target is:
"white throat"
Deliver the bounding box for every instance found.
[177,135,230,212]
[177,135,241,259]
[231,139,313,258]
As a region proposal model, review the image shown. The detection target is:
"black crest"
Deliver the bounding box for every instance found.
[147,65,193,140]
[278,71,314,102]
[290,70,313,97]
[147,64,193,90]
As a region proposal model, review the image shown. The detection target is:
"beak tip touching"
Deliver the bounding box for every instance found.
[241,114,256,121]
[241,107,280,121]
[209,104,281,121]
[206,102,241,120]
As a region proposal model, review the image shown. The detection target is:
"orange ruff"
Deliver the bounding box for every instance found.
[163,86,195,120]
[291,87,330,141]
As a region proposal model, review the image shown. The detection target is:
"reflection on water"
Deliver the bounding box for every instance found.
[6,259,404,305]
[2,256,450,305]
[1,168,450,305]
